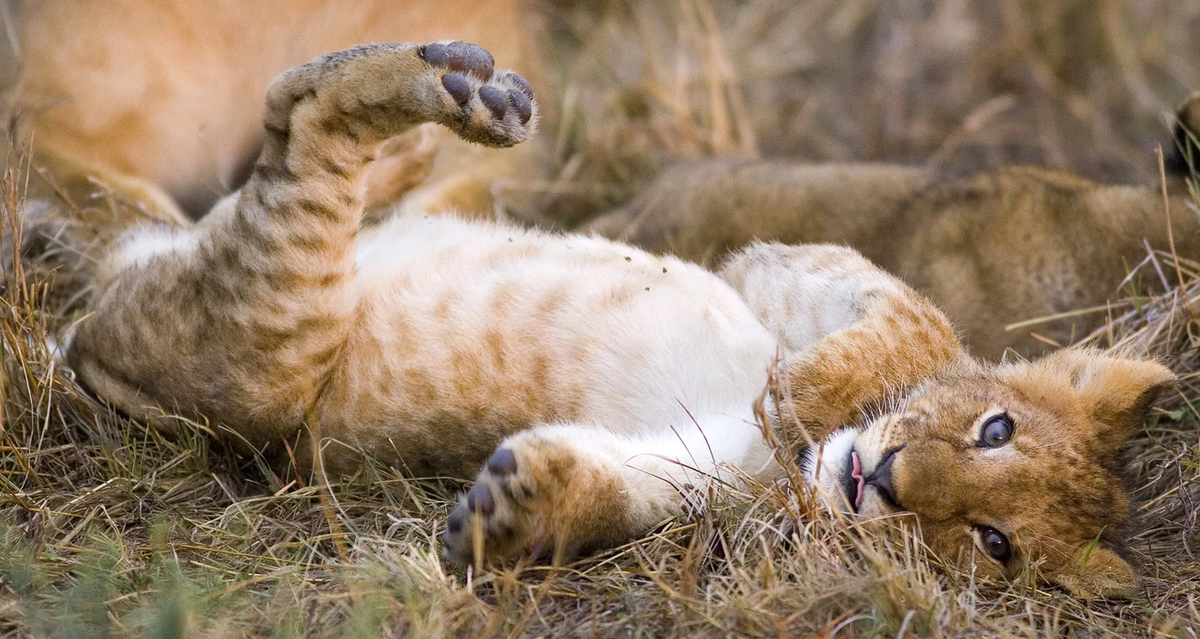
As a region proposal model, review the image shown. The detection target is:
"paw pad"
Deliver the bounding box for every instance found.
[443,447,527,565]
[466,484,495,515]
[447,507,467,534]
[509,75,534,101]
[487,448,518,475]
[423,41,537,146]
[441,74,472,105]
[478,86,509,120]
[507,89,533,125]
[420,41,494,80]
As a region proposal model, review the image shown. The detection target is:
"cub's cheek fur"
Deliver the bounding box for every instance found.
[1051,547,1139,600]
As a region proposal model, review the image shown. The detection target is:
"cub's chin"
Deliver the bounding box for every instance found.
[800,428,863,514]
[802,426,908,519]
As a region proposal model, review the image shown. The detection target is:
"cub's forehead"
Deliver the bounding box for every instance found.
[947,430,1127,547]
[911,372,1014,404]
[900,377,1109,463]
[903,377,1016,422]
[910,373,1083,424]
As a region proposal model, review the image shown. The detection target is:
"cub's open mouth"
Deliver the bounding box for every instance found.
[841,449,865,512]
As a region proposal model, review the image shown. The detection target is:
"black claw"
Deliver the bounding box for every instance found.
[508,74,534,101]
[478,86,508,120]
[447,507,466,534]
[466,484,495,515]
[441,74,471,105]
[508,90,533,124]
[420,41,494,80]
[487,448,518,475]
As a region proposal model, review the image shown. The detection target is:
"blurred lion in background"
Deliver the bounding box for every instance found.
[1,0,545,231]
[586,95,1200,358]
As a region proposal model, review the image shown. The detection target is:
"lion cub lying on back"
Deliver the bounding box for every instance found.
[65,42,1174,599]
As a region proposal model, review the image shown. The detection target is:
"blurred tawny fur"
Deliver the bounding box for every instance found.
[4,0,544,224]
[586,93,1200,359]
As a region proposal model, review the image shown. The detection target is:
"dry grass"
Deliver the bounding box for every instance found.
[2,0,1200,637]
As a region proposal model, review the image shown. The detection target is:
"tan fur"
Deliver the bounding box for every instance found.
[6,0,544,222]
[58,42,1174,600]
[714,243,961,431]
[586,96,1200,359]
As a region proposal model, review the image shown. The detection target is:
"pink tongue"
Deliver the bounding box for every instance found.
[851,451,865,510]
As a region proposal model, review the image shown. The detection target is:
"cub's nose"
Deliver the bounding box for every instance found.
[866,445,903,509]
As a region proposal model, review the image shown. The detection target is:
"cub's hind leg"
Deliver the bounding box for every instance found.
[67,42,537,446]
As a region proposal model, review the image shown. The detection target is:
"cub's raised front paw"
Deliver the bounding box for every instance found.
[440,431,632,567]
[417,41,537,147]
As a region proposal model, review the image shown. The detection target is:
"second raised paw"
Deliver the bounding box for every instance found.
[264,41,536,152]
[440,430,636,567]
[419,40,537,144]
[442,446,542,566]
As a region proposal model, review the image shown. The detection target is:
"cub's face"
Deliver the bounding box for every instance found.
[804,349,1175,598]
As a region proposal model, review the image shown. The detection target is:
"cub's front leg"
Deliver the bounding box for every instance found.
[441,426,666,566]
[719,243,966,440]
[442,416,770,566]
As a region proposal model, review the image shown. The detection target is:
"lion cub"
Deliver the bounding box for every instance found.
[66,43,1173,599]
[587,96,1200,359]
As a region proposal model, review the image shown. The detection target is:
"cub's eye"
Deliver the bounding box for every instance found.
[979,413,1013,447]
[975,526,1012,562]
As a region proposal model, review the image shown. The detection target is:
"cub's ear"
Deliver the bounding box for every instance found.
[1051,545,1138,600]
[1169,90,1200,175]
[1178,91,1200,141]
[1043,349,1176,449]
